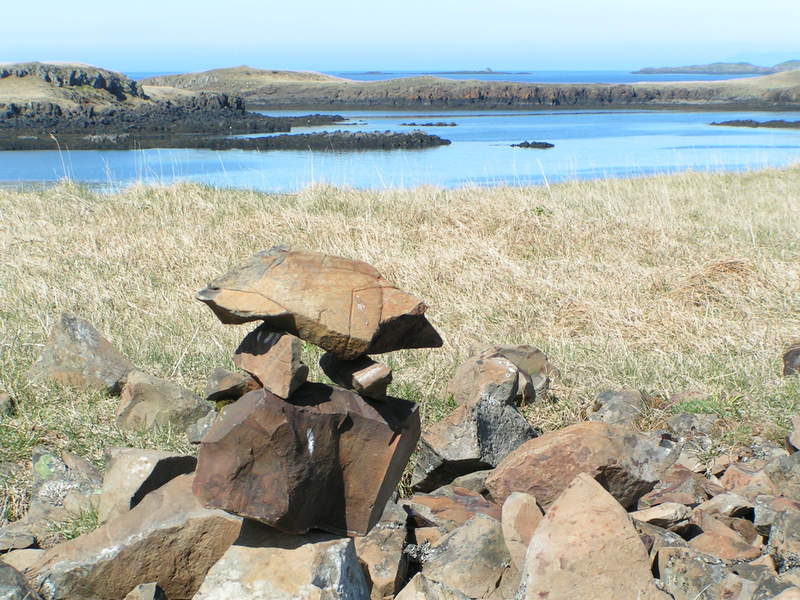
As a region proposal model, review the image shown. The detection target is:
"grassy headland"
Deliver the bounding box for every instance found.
[142,66,800,110]
[1,168,799,520]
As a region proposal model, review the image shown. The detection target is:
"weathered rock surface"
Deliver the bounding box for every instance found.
[116,371,213,431]
[631,502,692,529]
[192,520,369,600]
[422,514,518,599]
[394,574,469,600]
[204,367,259,404]
[1,548,45,572]
[688,512,761,562]
[784,345,800,376]
[402,486,501,532]
[319,353,392,400]
[485,422,679,509]
[658,546,738,600]
[124,583,167,600]
[0,562,42,600]
[519,473,669,599]
[353,502,408,600]
[588,388,647,425]
[233,325,308,398]
[411,359,537,492]
[196,247,442,359]
[193,384,420,535]
[97,448,197,523]
[501,492,542,570]
[185,409,218,444]
[28,313,135,394]
[638,464,724,508]
[769,508,800,570]
[28,475,241,600]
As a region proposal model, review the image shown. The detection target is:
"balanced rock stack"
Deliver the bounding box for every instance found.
[192,246,443,535]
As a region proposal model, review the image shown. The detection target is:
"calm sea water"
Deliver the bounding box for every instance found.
[2,108,799,191]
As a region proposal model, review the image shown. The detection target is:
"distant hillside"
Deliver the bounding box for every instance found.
[634,60,800,75]
[139,67,800,110]
[141,66,344,94]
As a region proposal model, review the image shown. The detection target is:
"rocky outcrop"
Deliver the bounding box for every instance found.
[0,62,145,99]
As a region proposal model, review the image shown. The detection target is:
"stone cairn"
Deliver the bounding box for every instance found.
[191,246,443,535]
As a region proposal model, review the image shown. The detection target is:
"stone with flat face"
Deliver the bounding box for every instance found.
[233,325,308,399]
[193,384,420,535]
[195,247,443,359]
[319,352,392,400]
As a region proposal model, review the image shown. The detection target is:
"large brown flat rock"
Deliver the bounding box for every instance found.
[195,247,442,359]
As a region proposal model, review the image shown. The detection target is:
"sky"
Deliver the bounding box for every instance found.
[2,0,799,73]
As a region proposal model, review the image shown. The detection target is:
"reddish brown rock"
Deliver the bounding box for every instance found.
[402,486,501,532]
[501,492,543,570]
[519,473,669,600]
[446,354,520,407]
[688,513,761,562]
[353,503,408,600]
[204,367,260,404]
[638,464,725,508]
[233,324,308,398]
[193,384,420,535]
[630,502,692,529]
[719,461,778,499]
[319,352,393,400]
[485,422,679,509]
[196,247,443,359]
[28,313,135,395]
[28,475,241,600]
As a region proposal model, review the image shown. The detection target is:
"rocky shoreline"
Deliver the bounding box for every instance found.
[710,119,800,129]
[0,63,451,152]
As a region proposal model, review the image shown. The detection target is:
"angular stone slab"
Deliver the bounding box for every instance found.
[319,352,393,399]
[204,367,260,404]
[98,448,197,523]
[519,473,670,600]
[485,422,679,509]
[28,313,135,395]
[28,475,241,600]
[234,324,308,398]
[192,520,369,600]
[402,485,501,532]
[501,492,542,570]
[353,503,409,600]
[116,371,213,432]
[195,247,443,359]
[193,384,420,535]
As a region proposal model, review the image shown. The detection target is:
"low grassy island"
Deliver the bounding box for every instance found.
[710,119,800,129]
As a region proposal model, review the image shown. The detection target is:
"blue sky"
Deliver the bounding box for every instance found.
[2,0,799,72]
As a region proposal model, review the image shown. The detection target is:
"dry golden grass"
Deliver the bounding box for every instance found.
[1,167,799,519]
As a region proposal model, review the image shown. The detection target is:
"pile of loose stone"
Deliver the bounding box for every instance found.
[2,249,800,600]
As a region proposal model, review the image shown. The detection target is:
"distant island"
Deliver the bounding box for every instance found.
[710,119,800,129]
[634,60,800,75]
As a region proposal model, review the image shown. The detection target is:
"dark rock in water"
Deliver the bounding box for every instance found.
[711,119,800,129]
[196,246,443,359]
[28,313,135,395]
[401,121,457,127]
[193,384,420,535]
[511,140,554,149]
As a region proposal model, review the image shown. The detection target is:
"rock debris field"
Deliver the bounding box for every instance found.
[2,247,800,599]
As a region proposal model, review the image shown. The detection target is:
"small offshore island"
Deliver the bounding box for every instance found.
[0,63,450,151]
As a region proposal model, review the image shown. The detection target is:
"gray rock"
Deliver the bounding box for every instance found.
[186,409,218,444]
[192,519,369,600]
[28,313,135,394]
[667,412,719,438]
[657,546,731,600]
[450,469,493,494]
[422,514,518,600]
[588,389,646,425]
[784,345,800,377]
[0,393,16,418]
[769,507,800,570]
[764,453,800,501]
[394,573,470,600]
[116,370,213,432]
[0,562,42,599]
[412,357,537,492]
[354,506,409,600]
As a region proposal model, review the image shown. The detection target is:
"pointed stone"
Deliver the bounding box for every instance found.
[192,520,369,600]
[422,514,519,600]
[519,473,670,600]
[195,247,443,359]
[97,448,197,523]
[124,583,167,600]
[234,325,308,398]
[28,475,241,600]
[501,492,542,570]
[319,352,392,400]
[193,384,420,535]
[116,370,213,432]
[395,574,470,600]
[485,422,679,509]
[28,313,135,395]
